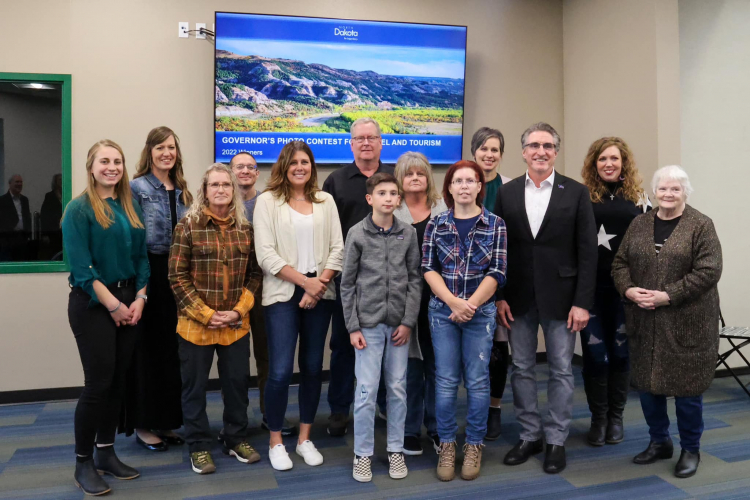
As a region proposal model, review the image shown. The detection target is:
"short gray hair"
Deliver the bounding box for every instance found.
[470,127,505,157]
[651,165,693,201]
[521,122,561,152]
[350,117,382,137]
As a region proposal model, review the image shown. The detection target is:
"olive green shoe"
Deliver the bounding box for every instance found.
[190,451,216,474]
[225,441,261,464]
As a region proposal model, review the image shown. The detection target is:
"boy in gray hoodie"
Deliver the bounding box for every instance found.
[341,172,422,483]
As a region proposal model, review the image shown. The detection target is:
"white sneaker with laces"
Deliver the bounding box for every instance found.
[269,444,293,471]
[295,440,324,466]
[353,455,372,482]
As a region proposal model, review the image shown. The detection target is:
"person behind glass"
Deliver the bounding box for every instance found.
[612,165,722,479]
[344,172,422,483]
[322,117,394,437]
[0,174,31,261]
[62,140,149,496]
[579,137,651,447]
[230,152,296,437]
[254,141,343,471]
[495,123,597,474]
[392,152,447,456]
[169,163,262,475]
[422,160,507,482]
[124,126,191,452]
[470,127,512,441]
[40,173,63,260]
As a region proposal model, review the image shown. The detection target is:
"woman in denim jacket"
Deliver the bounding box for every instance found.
[123,126,192,451]
[422,160,507,482]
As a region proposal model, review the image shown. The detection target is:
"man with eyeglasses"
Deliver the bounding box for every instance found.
[493,122,597,474]
[322,117,395,437]
[229,152,296,437]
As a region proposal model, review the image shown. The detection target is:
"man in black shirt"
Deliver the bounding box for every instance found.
[322,118,394,436]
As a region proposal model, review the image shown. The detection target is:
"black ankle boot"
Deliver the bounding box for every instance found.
[583,374,608,446]
[94,446,140,480]
[674,449,700,478]
[606,371,630,444]
[75,457,111,496]
[486,407,502,441]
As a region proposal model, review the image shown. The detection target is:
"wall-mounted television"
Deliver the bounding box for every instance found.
[214,12,467,165]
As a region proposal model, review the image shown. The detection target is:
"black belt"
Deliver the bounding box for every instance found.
[113,278,135,288]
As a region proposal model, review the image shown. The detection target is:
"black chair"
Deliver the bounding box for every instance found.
[716,312,750,398]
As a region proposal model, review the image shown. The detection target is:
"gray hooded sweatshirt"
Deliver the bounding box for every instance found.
[340,214,422,333]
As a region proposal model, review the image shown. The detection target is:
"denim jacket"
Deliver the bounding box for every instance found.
[131,173,188,254]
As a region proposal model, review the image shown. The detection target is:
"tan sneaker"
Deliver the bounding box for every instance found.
[461,443,483,480]
[436,441,456,481]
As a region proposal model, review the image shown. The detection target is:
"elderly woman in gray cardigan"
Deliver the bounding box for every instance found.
[612,165,722,479]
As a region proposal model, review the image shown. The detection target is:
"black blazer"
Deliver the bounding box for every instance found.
[0,191,31,235]
[494,173,597,321]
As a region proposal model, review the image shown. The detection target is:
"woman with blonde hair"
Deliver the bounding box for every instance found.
[254,141,344,470]
[579,136,650,447]
[169,163,262,474]
[124,126,191,451]
[62,139,149,495]
[392,151,446,455]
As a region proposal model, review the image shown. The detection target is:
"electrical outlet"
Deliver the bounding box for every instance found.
[178,22,189,38]
[196,23,206,39]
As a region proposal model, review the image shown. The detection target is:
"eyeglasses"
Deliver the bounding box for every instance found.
[208,182,233,191]
[233,164,257,171]
[352,136,381,144]
[451,179,478,186]
[523,142,556,151]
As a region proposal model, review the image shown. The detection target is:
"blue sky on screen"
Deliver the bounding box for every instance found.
[217,39,466,79]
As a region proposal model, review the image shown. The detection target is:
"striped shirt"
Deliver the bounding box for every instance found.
[169,209,261,346]
[421,207,507,306]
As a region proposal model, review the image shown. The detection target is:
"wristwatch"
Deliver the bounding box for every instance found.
[136,294,148,304]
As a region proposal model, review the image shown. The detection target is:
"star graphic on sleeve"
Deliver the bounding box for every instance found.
[597,224,616,250]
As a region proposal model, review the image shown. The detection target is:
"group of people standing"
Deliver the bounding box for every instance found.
[62,117,723,496]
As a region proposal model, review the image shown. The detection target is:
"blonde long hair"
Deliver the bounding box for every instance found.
[265,141,323,203]
[184,163,247,228]
[133,126,193,206]
[394,151,442,208]
[77,140,143,229]
[581,137,646,204]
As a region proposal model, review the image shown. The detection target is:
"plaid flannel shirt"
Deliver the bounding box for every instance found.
[169,211,261,346]
[421,207,507,305]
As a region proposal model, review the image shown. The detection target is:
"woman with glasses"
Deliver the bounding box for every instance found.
[422,160,507,482]
[62,139,149,495]
[253,141,344,471]
[124,126,191,452]
[169,163,262,475]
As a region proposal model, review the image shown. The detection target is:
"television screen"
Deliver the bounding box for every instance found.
[214,12,467,165]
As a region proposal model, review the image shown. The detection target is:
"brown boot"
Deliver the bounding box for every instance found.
[461,443,483,480]
[436,441,456,481]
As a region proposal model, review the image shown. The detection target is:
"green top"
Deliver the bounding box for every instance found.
[483,174,504,215]
[62,195,150,306]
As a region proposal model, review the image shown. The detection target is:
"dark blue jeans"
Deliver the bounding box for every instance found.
[580,285,629,377]
[264,286,333,432]
[640,392,704,452]
[328,275,355,416]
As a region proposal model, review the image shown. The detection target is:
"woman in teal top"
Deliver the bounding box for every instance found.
[62,139,149,496]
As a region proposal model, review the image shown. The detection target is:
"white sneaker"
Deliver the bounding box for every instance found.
[268,444,293,471]
[295,440,324,466]
[353,455,372,482]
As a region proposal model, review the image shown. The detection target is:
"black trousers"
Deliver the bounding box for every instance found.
[68,284,140,456]
[178,335,250,453]
[490,341,509,400]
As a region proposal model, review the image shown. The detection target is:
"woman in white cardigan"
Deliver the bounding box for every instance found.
[253,141,344,471]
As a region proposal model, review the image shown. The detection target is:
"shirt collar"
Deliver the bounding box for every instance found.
[524,170,555,188]
[346,160,384,179]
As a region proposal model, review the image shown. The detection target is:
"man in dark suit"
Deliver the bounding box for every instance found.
[0,174,32,261]
[494,123,597,474]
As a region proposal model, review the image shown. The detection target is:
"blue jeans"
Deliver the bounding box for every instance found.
[263,286,333,432]
[328,275,355,416]
[580,285,629,377]
[639,392,704,453]
[353,323,409,457]
[429,298,495,445]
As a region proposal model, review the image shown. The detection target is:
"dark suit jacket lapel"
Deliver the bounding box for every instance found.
[512,178,534,240]
[536,173,566,237]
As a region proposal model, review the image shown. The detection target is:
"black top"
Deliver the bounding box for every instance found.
[322,161,394,242]
[592,184,650,286]
[654,215,681,254]
[454,214,480,244]
[412,217,430,257]
[168,189,177,231]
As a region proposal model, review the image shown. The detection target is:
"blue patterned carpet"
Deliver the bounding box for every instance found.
[2,367,750,499]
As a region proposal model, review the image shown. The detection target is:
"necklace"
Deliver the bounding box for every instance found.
[293,197,306,202]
